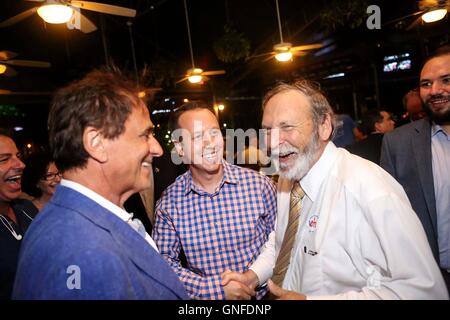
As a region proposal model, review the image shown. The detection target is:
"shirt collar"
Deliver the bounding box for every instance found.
[300,141,338,202]
[184,160,238,195]
[431,123,448,138]
[60,179,132,222]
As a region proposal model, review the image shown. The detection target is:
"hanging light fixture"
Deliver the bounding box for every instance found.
[37,4,73,24]
[176,0,225,84]
[421,8,447,23]
[273,0,293,63]
[274,52,293,62]
[274,43,293,62]
[187,68,203,84]
[184,0,203,84]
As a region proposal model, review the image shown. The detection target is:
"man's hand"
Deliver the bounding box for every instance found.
[267,279,306,300]
[223,280,255,300]
[221,269,260,290]
[221,269,259,300]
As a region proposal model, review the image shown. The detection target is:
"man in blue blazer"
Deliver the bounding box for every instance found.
[13,69,188,300]
[381,46,450,292]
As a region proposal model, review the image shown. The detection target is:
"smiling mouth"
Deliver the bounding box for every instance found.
[142,161,152,168]
[278,151,297,161]
[203,151,217,160]
[5,174,22,183]
[4,174,22,190]
[429,97,450,107]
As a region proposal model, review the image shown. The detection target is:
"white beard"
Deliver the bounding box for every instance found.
[272,131,320,181]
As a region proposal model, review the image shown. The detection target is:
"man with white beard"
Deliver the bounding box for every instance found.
[221,80,448,299]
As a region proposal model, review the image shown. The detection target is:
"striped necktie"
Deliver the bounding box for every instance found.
[271,182,305,287]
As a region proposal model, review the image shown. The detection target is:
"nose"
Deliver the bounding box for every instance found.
[149,136,163,158]
[430,81,444,95]
[12,156,25,170]
[202,131,214,146]
[54,173,62,183]
[269,129,284,149]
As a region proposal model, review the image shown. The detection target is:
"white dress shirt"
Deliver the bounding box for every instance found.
[60,179,158,252]
[250,142,448,299]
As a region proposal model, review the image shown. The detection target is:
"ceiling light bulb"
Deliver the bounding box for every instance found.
[37,4,73,24]
[192,68,203,74]
[0,64,6,74]
[421,8,447,23]
[218,104,225,111]
[188,75,202,83]
[275,51,293,62]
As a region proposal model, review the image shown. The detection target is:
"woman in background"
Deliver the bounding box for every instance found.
[22,151,61,211]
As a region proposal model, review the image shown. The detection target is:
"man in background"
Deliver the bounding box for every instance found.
[381,45,450,293]
[0,130,38,300]
[347,108,395,164]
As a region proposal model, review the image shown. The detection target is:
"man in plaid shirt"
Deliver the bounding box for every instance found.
[153,101,276,300]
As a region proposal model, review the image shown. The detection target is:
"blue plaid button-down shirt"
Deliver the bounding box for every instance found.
[153,161,276,299]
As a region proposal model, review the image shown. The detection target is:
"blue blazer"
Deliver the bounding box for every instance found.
[12,185,188,300]
[381,118,439,261]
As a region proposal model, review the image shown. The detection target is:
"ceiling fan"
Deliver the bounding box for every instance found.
[385,0,449,30]
[177,0,225,84]
[0,0,136,33]
[248,0,323,63]
[0,50,51,77]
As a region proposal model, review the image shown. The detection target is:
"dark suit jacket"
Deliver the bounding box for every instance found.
[0,199,38,300]
[346,133,384,164]
[380,118,439,261]
[12,185,188,300]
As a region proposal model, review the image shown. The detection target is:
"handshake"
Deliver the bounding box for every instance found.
[220,269,306,300]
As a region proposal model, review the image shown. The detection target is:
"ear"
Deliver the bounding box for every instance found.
[318,114,333,141]
[83,127,108,163]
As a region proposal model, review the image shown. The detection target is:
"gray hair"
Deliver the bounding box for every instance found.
[262,80,336,140]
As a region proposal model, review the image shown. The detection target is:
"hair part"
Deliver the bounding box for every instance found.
[168,100,216,134]
[262,79,336,139]
[48,68,145,172]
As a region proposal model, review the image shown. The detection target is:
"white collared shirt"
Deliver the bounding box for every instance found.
[60,179,158,252]
[250,142,448,299]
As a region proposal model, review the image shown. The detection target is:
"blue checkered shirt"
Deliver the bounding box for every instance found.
[153,162,276,299]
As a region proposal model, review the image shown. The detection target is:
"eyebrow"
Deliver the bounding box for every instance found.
[421,73,450,81]
[140,126,154,136]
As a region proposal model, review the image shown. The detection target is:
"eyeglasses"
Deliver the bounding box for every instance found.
[42,172,62,181]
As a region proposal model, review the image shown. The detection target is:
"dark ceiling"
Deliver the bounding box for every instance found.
[0,0,449,146]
